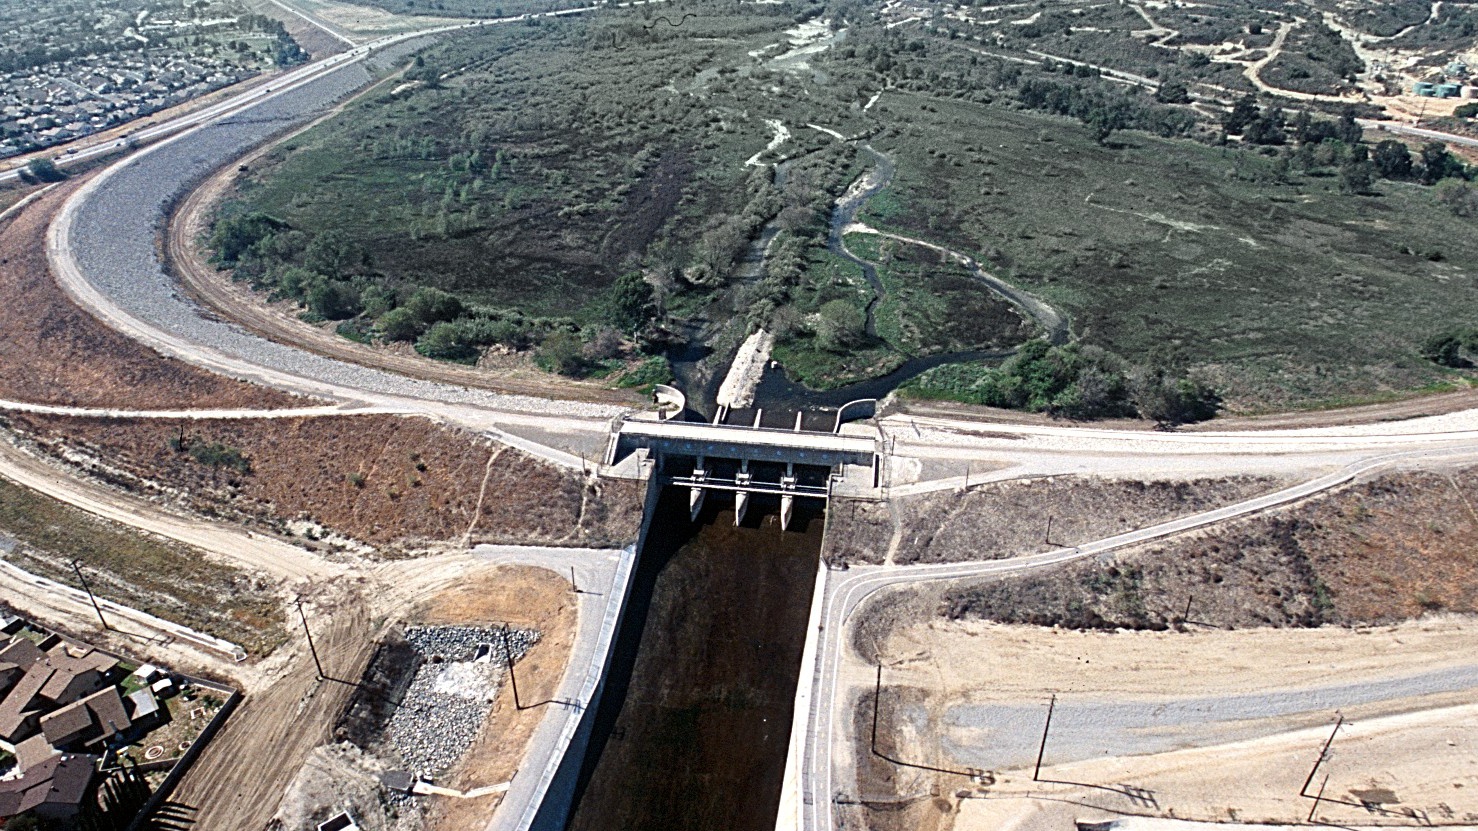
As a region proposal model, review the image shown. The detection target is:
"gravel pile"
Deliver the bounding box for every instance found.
[383,625,539,776]
[405,625,538,664]
[65,48,627,419]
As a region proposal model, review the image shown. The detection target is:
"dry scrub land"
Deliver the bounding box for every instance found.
[8,412,642,552]
[0,180,298,409]
[824,475,1279,565]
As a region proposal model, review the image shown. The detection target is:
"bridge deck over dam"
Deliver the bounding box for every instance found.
[607,414,881,528]
[609,419,880,470]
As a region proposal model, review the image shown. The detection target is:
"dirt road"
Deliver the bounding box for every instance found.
[0,438,337,581]
[170,592,375,831]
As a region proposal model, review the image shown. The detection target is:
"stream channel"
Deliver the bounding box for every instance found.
[669,143,1067,422]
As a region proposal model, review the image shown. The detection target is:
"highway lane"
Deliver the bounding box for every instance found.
[792,443,1478,831]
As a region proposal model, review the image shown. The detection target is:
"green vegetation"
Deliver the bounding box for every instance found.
[1421,329,1478,368]
[0,477,284,653]
[1261,20,1363,97]
[218,0,1478,416]
[21,157,67,183]
[905,339,1219,425]
[854,88,1478,410]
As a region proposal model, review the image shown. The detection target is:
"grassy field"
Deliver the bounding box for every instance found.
[225,0,1478,410]
[855,90,1478,410]
[0,477,285,654]
[846,232,1034,356]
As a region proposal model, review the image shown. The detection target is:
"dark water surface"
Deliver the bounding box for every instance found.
[564,488,823,831]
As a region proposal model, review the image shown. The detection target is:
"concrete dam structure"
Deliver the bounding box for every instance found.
[605,394,880,530]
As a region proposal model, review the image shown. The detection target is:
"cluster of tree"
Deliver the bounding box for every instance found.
[1016,78,1197,143]
[209,210,661,373]
[1421,328,1478,368]
[1223,97,1364,147]
[19,157,67,184]
[909,340,1221,426]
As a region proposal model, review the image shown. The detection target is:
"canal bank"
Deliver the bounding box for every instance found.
[562,487,825,831]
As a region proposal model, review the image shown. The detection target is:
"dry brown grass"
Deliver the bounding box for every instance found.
[0,181,299,409]
[9,413,644,550]
[936,466,1478,633]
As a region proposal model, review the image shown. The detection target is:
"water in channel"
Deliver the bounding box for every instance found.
[564,486,823,831]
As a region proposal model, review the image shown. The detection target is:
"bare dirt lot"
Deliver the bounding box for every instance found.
[9,412,644,551]
[856,617,1478,831]
[846,464,1478,831]
[171,583,375,831]
[270,562,578,831]
[825,475,1280,566]
[416,565,575,831]
[0,181,299,409]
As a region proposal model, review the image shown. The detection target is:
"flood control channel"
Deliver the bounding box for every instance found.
[562,487,824,831]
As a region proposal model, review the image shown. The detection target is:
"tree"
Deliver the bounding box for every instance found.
[815,299,866,352]
[402,287,463,326]
[1129,368,1220,426]
[1420,331,1469,367]
[208,212,285,265]
[1154,80,1190,105]
[376,306,422,341]
[1335,108,1363,145]
[1455,102,1478,119]
[1419,141,1465,185]
[1371,139,1413,179]
[610,272,655,331]
[1083,102,1129,145]
[416,321,478,361]
[1223,94,1260,135]
[24,157,66,182]
[304,278,361,320]
[536,330,586,375]
[303,230,365,278]
[1435,179,1478,216]
[1339,146,1376,194]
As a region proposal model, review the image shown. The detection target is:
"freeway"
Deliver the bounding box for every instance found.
[788,443,1478,831]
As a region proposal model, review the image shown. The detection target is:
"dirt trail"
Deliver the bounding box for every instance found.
[170,592,374,831]
[0,437,336,581]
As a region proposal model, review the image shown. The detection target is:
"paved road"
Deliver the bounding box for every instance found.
[791,444,1478,831]
[1360,118,1478,149]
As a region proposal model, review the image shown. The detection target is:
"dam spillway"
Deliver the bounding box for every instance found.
[562,487,824,831]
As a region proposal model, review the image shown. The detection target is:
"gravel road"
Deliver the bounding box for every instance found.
[61,38,626,420]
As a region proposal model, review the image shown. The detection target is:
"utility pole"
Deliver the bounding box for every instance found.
[1301,714,1345,796]
[1044,515,1055,545]
[296,599,325,681]
[1033,694,1056,781]
[570,566,580,595]
[1180,594,1194,625]
[71,560,109,631]
[500,624,528,710]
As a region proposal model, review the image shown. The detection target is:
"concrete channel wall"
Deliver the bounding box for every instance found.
[508,471,662,831]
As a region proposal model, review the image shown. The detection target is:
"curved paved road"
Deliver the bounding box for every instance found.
[791,444,1478,831]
